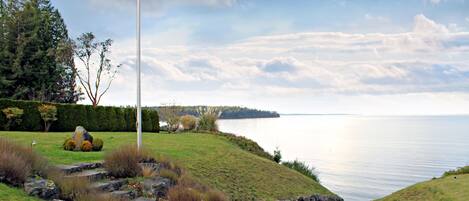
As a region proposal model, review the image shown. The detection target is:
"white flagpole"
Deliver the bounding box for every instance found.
[136,0,142,149]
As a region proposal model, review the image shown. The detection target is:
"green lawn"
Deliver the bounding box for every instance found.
[0,183,41,201]
[0,131,333,200]
[377,174,469,201]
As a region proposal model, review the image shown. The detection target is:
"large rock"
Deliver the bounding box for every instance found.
[24,177,60,200]
[72,126,93,150]
[143,177,173,198]
[295,194,344,201]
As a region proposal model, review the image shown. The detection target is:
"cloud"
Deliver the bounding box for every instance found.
[94,14,469,109]
[88,0,236,14]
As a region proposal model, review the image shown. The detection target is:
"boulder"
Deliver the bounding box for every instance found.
[143,177,173,198]
[24,177,60,200]
[296,194,344,201]
[72,126,93,150]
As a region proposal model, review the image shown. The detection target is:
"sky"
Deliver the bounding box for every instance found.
[50,0,469,115]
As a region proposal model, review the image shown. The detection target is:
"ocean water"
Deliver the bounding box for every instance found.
[218,115,469,201]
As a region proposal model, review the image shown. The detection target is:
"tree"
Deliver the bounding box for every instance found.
[74,32,121,107]
[37,104,57,132]
[159,104,182,133]
[0,0,81,103]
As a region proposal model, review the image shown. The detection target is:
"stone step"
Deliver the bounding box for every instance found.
[65,168,107,182]
[91,179,128,192]
[110,190,137,200]
[133,197,154,201]
[56,162,103,174]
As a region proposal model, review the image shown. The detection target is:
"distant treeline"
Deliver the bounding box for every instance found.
[149,106,280,119]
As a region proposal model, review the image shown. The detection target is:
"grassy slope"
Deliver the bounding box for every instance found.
[0,131,333,200]
[0,183,41,201]
[377,174,469,201]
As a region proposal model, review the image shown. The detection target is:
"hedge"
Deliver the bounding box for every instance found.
[0,99,159,132]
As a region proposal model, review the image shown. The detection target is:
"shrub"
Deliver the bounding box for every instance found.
[141,166,157,178]
[282,160,319,182]
[0,152,31,186]
[159,168,179,183]
[168,185,203,201]
[49,171,90,199]
[205,190,228,201]
[180,115,197,131]
[0,138,48,186]
[63,138,76,151]
[273,147,282,163]
[159,104,182,133]
[92,138,104,151]
[80,141,93,152]
[443,166,469,177]
[0,99,159,132]
[104,145,155,178]
[37,104,58,132]
[1,107,24,130]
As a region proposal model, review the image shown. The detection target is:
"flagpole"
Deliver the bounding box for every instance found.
[136,0,142,149]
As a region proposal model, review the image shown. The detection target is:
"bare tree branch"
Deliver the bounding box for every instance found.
[73,33,120,107]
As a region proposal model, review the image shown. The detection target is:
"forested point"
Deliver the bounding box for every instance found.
[151,106,280,119]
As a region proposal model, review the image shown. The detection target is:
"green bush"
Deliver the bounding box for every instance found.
[282,160,319,182]
[63,138,76,151]
[273,147,282,163]
[443,166,469,177]
[92,138,104,151]
[0,99,159,132]
[1,107,24,130]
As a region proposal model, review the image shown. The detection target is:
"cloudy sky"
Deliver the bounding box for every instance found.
[50,0,469,115]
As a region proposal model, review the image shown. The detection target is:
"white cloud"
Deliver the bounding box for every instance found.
[89,0,236,14]
[89,14,469,114]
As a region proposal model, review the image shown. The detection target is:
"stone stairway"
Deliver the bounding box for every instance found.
[57,162,158,201]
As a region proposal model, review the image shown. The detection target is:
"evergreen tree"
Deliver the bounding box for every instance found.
[0,0,80,103]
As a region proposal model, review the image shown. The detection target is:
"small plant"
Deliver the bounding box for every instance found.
[180,115,197,131]
[92,138,104,151]
[1,107,24,130]
[273,147,282,163]
[197,107,220,132]
[159,168,179,183]
[282,160,319,182]
[63,138,77,151]
[141,166,157,178]
[104,145,155,178]
[80,141,93,152]
[37,104,58,132]
[0,138,48,186]
[167,185,203,201]
[205,190,228,201]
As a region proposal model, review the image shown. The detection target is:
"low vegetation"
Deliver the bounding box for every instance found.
[377,174,469,201]
[0,131,333,200]
[218,132,274,161]
[0,138,48,186]
[180,115,197,130]
[0,99,159,132]
[282,160,319,182]
[443,166,469,177]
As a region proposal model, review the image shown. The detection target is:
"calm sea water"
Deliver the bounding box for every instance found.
[218,115,469,201]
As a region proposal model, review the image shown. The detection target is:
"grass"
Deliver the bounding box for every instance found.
[0,131,333,200]
[0,183,41,201]
[377,173,469,201]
